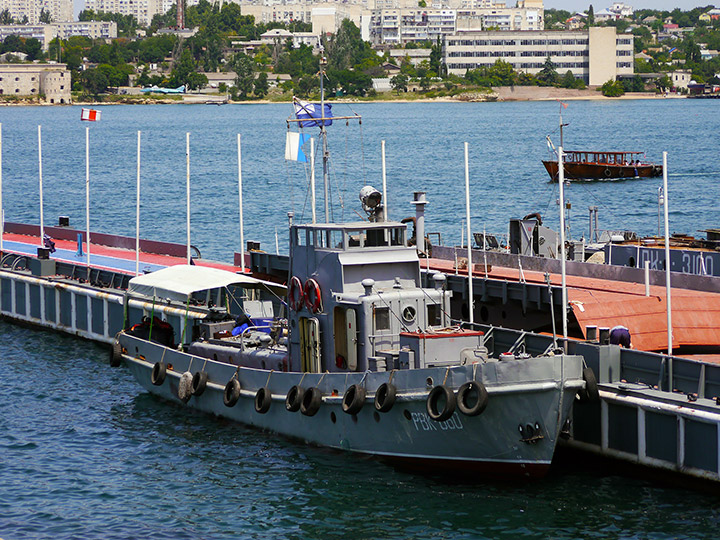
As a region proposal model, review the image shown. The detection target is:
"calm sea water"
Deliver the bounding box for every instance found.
[1,100,720,539]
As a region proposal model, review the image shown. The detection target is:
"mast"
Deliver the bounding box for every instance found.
[319,54,329,223]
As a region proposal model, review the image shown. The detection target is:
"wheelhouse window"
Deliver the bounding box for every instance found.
[374,306,390,331]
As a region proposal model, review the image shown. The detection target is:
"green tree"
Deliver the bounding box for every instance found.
[559,70,581,89]
[254,71,269,97]
[430,37,442,75]
[390,73,408,93]
[39,8,51,23]
[587,4,594,26]
[536,56,559,85]
[600,79,625,97]
[170,48,203,89]
[24,38,42,61]
[232,52,255,98]
[0,9,13,24]
[656,74,672,92]
[81,68,109,97]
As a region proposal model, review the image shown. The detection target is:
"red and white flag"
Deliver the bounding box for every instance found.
[81,108,101,121]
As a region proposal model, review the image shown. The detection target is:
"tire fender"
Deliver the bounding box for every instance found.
[374,382,397,413]
[178,371,193,403]
[457,381,489,416]
[151,362,166,386]
[224,378,241,407]
[342,384,366,415]
[426,385,456,422]
[300,387,322,416]
[255,387,272,414]
[191,371,208,396]
[285,385,304,412]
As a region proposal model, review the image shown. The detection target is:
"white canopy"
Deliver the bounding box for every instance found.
[128,265,269,302]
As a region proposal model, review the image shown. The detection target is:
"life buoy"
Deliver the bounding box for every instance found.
[303,278,322,313]
[191,371,208,396]
[374,382,397,413]
[285,385,304,412]
[223,378,241,407]
[288,276,304,311]
[300,387,322,416]
[604,168,612,178]
[426,385,456,422]
[342,384,366,415]
[456,381,488,416]
[110,339,123,368]
[579,367,599,402]
[151,362,166,386]
[255,387,272,414]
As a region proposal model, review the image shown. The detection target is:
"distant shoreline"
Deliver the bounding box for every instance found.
[2,87,685,107]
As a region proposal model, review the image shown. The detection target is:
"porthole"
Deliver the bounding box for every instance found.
[401,305,416,323]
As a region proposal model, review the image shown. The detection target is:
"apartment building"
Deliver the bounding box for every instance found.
[84,0,161,26]
[0,21,117,50]
[367,3,543,45]
[444,27,633,85]
[0,63,71,103]
[0,0,72,23]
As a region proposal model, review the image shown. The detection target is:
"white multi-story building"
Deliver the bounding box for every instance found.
[0,0,72,23]
[240,3,362,34]
[444,26,633,85]
[367,3,543,45]
[0,21,116,49]
[84,0,161,26]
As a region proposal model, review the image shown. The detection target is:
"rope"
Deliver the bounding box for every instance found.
[265,369,274,386]
[388,369,396,384]
[442,367,450,385]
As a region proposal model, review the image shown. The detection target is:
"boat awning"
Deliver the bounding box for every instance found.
[128,265,270,302]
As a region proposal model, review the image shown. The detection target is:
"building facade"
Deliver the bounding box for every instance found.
[0,63,71,103]
[0,0,72,24]
[0,22,117,50]
[83,0,161,26]
[367,4,543,45]
[444,27,633,85]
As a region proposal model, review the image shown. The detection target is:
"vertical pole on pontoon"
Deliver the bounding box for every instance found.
[86,126,91,274]
[0,123,3,253]
[320,55,329,223]
[464,142,473,325]
[186,132,191,265]
[310,138,316,224]
[558,146,568,348]
[381,140,388,221]
[483,225,488,278]
[135,131,141,276]
[662,151,673,387]
[38,125,44,247]
[238,133,245,272]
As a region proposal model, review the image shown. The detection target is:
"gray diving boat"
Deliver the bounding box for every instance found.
[114,201,589,478]
[113,68,589,477]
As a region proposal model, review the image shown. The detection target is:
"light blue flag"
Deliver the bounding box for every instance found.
[285,132,311,162]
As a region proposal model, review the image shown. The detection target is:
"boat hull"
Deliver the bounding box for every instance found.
[542,160,663,181]
[118,334,584,479]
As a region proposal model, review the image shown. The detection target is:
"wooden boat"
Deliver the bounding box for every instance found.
[543,150,663,181]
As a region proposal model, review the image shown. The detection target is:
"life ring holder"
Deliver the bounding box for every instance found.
[303,278,322,313]
[604,168,612,178]
[288,276,304,311]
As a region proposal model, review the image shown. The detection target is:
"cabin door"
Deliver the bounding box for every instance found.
[299,316,321,373]
[333,307,357,370]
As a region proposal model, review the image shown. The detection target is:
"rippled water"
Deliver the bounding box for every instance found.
[1,318,719,539]
[0,99,717,261]
[1,100,720,539]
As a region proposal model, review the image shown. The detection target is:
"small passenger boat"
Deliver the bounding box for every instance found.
[543,149,663,181]
[542,106,662,181]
